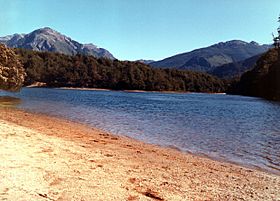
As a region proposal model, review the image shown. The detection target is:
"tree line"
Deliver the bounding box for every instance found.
[15,48,226,93]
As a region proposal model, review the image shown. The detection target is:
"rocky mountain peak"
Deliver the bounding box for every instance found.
[249,41,260,46]
[214,40,252,48]
[0,27,115,59]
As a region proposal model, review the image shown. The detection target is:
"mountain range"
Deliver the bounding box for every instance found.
[150,40,271,74]
[0,27,115,59]
[0,27,272,79]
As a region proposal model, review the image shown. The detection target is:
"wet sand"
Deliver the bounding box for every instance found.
[0,108,279,200]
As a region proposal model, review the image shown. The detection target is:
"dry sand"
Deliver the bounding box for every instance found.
[0,108,279,201]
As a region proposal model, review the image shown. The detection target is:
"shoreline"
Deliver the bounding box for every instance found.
[58,87,191,94]
[0,107,279,200]
[60,87,227,95]
[9,106,272,176]
[11,105,274,176]
[26,85,227,95]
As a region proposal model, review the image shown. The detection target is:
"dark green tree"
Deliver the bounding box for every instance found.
[14,48,226,93]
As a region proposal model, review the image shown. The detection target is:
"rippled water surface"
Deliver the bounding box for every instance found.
[1,88,280,174]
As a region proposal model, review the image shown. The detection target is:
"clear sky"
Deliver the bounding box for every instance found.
[0,0,279,60]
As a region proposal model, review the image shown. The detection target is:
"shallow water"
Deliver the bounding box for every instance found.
[0,96,21,108]
[1,88,280,174]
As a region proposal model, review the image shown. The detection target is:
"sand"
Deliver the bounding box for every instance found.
[0,108,279,201]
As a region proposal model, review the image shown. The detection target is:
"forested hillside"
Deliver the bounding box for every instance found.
[209,54,262,79]
[15,48,226,93]
[228,48,280,101]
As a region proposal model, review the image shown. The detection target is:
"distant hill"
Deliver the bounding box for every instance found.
[150,40,271,72]
[0,27,115,59]
[228,48,280,101]
[209,54,262,79]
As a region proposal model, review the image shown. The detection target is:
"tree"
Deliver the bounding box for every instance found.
[0,44,25,91]
[273,15,280,48]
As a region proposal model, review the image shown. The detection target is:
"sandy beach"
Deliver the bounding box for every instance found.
[0,108,279,201]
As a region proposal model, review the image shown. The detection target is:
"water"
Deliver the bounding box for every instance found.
[1,88,280,174]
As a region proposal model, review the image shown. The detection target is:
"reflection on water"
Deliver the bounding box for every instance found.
[0,96,21,108]
[1,88,280,174]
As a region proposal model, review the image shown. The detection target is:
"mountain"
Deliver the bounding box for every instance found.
[136,59,155,64]
[228,48,280,101]
[150,40,271,72]
[209,54,262,79]
[0,27,115,59]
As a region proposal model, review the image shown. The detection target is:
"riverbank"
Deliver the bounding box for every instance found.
[25,84,191,94]
[58,87,227,95]
[25,84,228,94]
[58,87,190,94]
[0,108,279,200]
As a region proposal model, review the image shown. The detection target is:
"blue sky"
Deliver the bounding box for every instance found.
[0,0,279,60]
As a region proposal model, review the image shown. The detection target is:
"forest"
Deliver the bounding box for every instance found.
[15,48,226,93]
[228,48,280,101]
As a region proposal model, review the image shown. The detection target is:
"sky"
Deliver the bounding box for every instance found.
[0,0,280,60]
